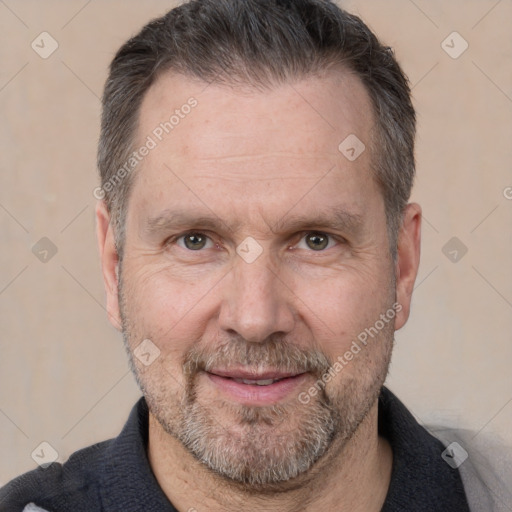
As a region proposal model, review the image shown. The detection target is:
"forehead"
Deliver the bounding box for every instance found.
[137,68,374,161]
[129,68,381,227]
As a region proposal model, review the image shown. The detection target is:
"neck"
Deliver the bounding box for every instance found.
[148,399,393,512]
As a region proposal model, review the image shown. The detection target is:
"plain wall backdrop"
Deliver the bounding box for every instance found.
[1,0,511,485]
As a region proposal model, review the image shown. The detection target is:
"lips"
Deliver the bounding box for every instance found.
[232,377,282,386]
[204,368,309,404]
[207,368,303,384]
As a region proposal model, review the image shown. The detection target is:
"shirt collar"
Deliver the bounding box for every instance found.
[379,387,470,511]
[97,387,470,511]
[99,398,178,511]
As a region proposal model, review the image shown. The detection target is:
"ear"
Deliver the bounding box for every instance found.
[96,201,122,331]
[394,203,421,331]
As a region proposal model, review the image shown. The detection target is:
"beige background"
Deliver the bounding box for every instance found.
[1,0,511,485]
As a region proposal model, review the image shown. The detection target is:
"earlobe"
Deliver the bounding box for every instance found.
[394,203,422,331]
[95,201,122,331]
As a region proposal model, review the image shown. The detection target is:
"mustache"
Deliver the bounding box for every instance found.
[182,335,333,378]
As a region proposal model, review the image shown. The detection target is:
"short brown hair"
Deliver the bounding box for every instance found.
[98,0,416,257]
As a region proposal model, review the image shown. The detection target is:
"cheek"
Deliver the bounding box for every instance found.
[124,258,217,312]
[120,261,222,353]
[292,268,394,355]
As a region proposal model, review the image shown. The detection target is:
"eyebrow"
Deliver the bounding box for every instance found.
[143,210,236,238]
[142,207,364,239]
[272,207,364,235]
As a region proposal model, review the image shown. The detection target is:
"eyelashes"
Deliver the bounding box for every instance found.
[169,231,343,253]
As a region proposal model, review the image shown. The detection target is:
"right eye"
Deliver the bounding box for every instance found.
[175,232,214,251]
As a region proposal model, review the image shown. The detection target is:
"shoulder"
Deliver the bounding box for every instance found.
[427,425,512,512]
[0,438,113,512]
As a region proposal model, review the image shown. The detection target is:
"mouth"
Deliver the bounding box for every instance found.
[204,368,309,404]
[231,377,288,386]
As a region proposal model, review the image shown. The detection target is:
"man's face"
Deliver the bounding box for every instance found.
[107,70,409,487]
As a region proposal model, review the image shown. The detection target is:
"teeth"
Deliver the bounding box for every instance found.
[233,378,279,386]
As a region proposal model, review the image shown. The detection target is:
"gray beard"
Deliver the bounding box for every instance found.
[118,261,394,489]
[123,330,392,489]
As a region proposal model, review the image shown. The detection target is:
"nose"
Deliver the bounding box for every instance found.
[218,254,296,343]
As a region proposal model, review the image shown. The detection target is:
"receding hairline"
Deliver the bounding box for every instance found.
[98,0,416,260]
[114,65,382,257]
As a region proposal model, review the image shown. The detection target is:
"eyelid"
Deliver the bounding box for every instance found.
[166,231,216,249]
[164,230,347,251]
[293,231,346,250]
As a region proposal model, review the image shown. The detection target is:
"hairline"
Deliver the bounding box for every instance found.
[112,66,402,262]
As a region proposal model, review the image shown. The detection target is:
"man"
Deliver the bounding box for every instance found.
[0,0,507,511]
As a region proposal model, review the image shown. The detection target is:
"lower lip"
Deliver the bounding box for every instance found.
[206,372,309,405]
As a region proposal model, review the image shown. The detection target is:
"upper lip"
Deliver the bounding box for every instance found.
[207,368,305,380]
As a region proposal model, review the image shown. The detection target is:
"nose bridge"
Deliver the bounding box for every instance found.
[219,252,294,342]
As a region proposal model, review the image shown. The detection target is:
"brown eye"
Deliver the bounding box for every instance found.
[305,233,330,251]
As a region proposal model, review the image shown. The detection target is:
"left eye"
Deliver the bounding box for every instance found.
[176,233,214,251]
[296,232,336,251]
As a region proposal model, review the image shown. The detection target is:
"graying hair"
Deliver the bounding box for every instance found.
[98,0,416,258]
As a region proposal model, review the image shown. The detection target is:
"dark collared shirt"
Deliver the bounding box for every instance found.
[0,387,471,511]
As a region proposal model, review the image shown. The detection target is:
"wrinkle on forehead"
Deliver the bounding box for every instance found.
[135,68,374,161]
[127,68,382,242]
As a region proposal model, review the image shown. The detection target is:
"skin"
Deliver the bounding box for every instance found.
[96,69,421,512]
